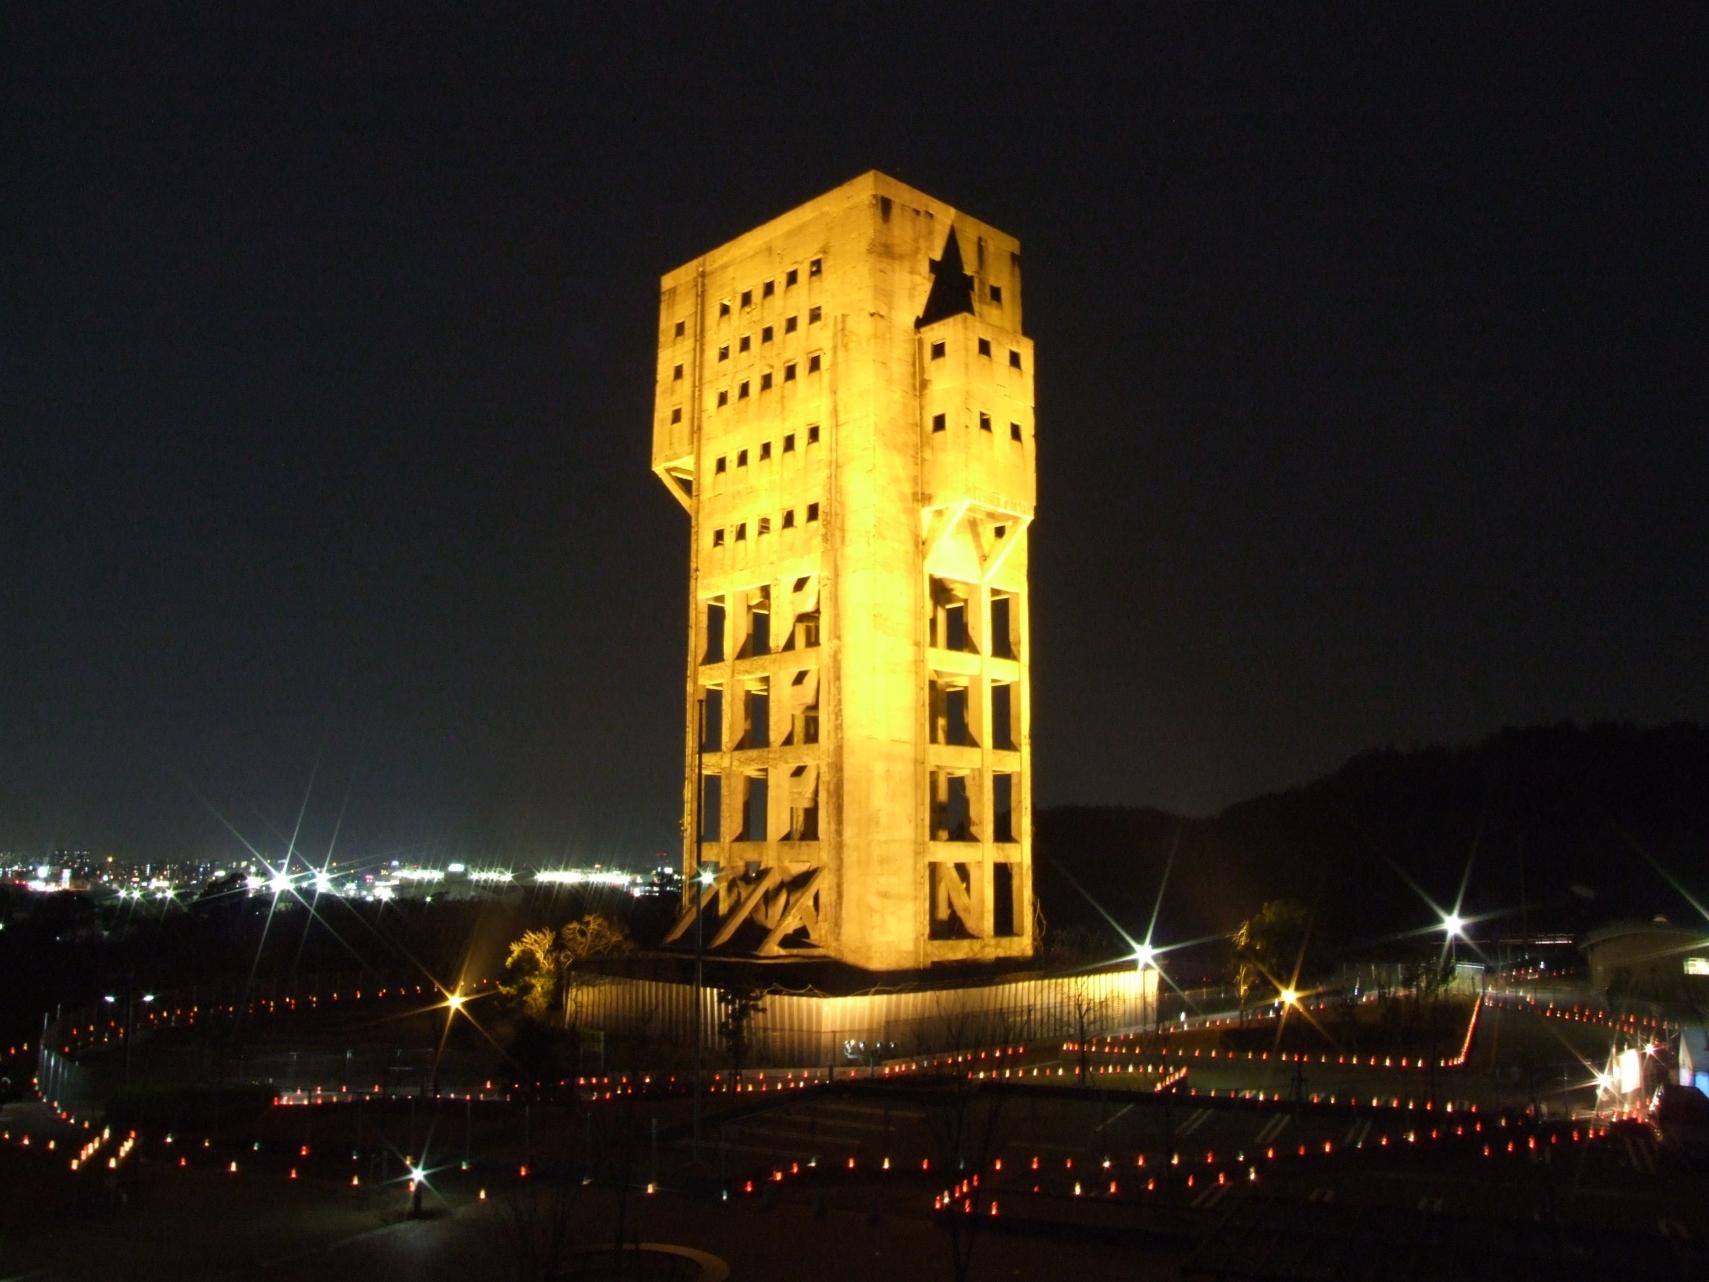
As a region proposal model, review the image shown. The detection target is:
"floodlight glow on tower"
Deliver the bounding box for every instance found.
[652,172,1037,970]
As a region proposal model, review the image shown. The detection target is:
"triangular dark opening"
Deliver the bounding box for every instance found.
[916,226,976,329]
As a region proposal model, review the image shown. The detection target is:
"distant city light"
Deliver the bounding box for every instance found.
[536,869,631,887]
[1442,913,1464,937]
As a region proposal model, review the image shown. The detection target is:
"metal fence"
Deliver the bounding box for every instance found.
[576,964,1151,1067]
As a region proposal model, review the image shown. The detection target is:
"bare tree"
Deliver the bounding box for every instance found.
[716,984,765,1081]
[496,1167,586,1282]
[926,1073,1008,1282]
[1070,982,1107,1085]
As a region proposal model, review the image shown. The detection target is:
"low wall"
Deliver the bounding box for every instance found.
[574,964,1155,1067]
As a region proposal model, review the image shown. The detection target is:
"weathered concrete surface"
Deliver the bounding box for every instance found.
[653,172,1037,971]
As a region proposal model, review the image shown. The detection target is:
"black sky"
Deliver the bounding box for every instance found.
[6,5,1707,866]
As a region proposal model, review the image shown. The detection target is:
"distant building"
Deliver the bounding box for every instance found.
[652,173,1036,970]
[1581,918,1709,1007]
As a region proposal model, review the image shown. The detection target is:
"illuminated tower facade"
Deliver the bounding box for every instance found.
[652,172,1035,971]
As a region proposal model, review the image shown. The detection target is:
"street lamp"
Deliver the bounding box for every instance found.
[692,866,715,1149]
[431,989,463,1098]
[1134,943,1156,1040]
[106,987,154,1087]
[1442,912,1464,973]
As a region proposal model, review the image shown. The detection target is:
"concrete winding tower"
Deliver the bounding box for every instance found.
[652,172,1036,971]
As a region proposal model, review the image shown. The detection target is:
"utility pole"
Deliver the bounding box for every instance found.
[692,868,710,1149]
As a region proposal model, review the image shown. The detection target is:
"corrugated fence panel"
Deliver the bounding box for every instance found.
[574,966,1154,1067]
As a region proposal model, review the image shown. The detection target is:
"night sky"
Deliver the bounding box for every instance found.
[7,6,1706,867]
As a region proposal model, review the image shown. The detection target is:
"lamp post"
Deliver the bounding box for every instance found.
[107,985,155,1089]
[1134,943,1156,1045]
[431,990,463,1098]
[691,867,714,1150]
[1442,913,1464,987]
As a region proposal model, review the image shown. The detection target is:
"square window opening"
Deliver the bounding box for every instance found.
[703,598,726,663]
[700,686,723,752]
[745,593,770,656]
[990,593,1016,659]
[931,771,975,842]
[992,860,1019,935]
[739,772,768,841]
[991,682,1016,749]
[698,774,721,842]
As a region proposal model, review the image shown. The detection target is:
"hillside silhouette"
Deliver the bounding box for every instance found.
[1036,722,1709,963]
